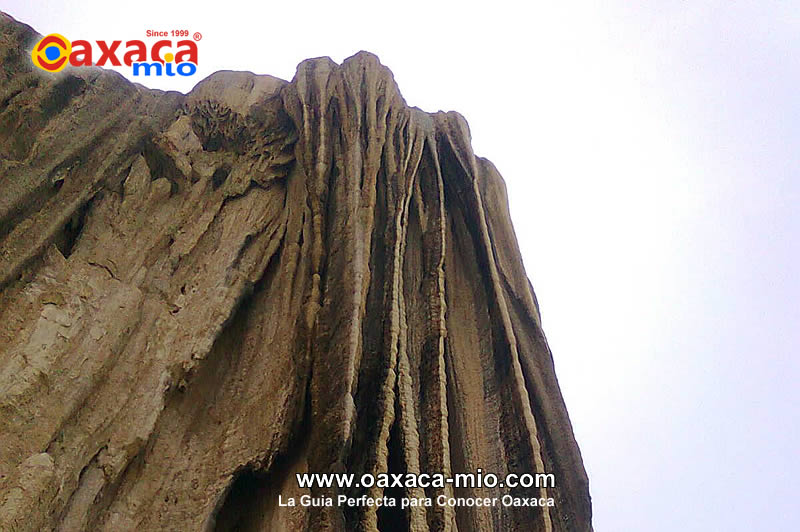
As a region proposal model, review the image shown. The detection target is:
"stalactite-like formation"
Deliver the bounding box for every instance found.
[0,12,591,531]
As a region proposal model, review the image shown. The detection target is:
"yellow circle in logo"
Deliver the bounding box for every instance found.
[164,52,174,63]
[31,33,72,73]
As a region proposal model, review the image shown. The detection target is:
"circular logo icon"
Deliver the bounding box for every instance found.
[31,34,72,72]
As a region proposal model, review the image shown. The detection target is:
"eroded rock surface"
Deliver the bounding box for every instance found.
[0,12,591,531]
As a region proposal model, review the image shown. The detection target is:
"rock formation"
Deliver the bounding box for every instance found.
[0,12,591,531]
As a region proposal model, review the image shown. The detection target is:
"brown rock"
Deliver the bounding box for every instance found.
[0,11,591,531]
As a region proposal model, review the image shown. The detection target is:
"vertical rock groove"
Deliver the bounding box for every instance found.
[0,11,591,531]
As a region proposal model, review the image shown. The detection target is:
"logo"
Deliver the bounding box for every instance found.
[30,33,72,72]
[30,33,199,77]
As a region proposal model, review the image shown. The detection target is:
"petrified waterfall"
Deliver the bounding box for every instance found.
[0,12,591,531]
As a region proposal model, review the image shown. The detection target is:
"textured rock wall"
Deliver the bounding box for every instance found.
[0,12,591,531]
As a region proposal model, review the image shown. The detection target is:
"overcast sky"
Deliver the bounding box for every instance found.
[5,1,799,530]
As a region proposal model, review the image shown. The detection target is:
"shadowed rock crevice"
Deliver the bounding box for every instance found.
[212,468,271,532]
[52,195,91,259]
[376,413,409,532]
[0,10,591,532]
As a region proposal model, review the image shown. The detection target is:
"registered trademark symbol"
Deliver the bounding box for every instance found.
[193,32,202,41]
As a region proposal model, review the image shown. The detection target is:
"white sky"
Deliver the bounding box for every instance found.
[5,1,799,530]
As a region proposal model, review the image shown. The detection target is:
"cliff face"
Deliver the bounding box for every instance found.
[0,12,591,532]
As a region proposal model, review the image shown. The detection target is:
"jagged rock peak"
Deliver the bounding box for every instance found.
[0,12,591,532]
